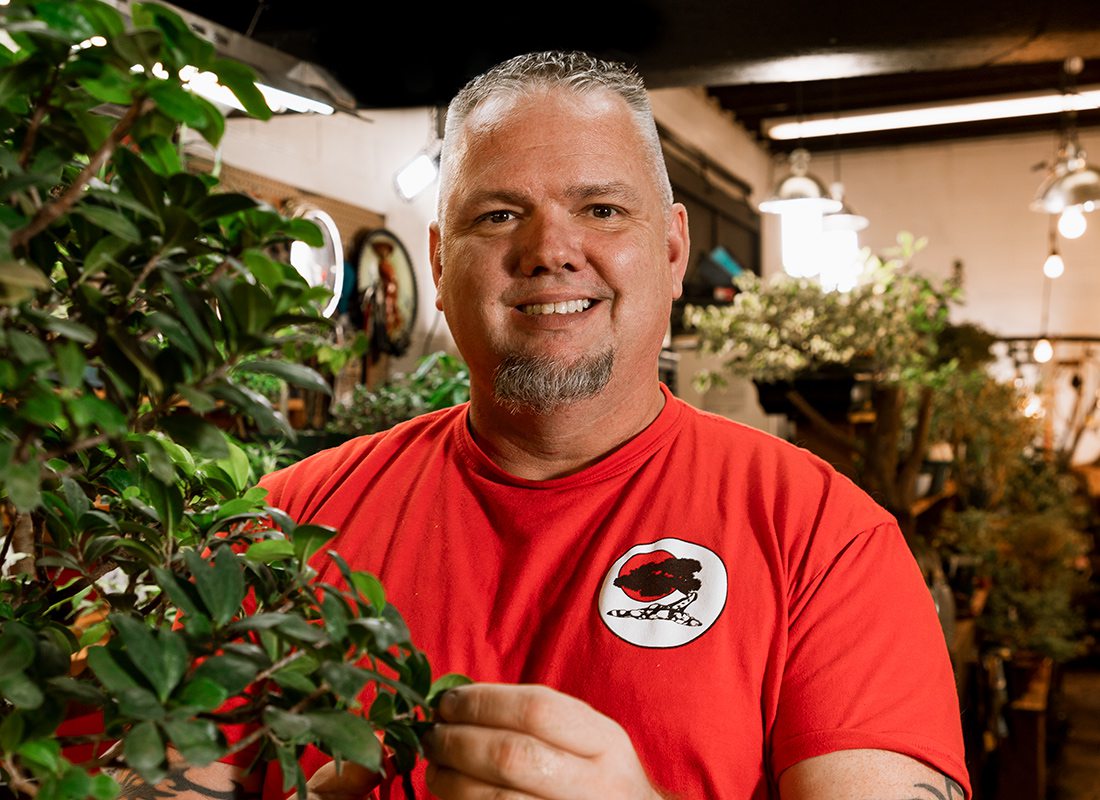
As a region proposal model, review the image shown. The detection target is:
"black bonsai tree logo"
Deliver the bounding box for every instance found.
[608,555,704,626]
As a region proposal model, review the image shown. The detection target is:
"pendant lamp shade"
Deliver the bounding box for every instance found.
[823,182,869,232]
[759,148,842,214]
[1031,141,1100,214]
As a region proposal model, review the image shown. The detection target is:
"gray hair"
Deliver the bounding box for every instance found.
[437,51,673,227]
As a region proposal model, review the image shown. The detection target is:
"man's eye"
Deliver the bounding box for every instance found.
[590,205,618,219]
[483,210,515,224]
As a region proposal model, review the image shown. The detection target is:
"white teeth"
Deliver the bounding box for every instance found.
[521,299,593,315]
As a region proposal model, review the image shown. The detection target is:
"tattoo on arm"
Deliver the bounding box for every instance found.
[113,765,259,799]
[908,775,965,800]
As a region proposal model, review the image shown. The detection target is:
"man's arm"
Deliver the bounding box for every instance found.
[779,749,966,800]
[110,750,261,800]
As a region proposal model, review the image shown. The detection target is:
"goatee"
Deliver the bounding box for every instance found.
[493,349,614,415]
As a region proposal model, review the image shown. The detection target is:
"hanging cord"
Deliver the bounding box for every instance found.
[245,1,268,38]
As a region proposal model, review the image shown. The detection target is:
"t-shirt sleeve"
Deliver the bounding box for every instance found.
[769,521,970,795]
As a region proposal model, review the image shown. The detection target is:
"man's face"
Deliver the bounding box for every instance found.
[430,88,689,411]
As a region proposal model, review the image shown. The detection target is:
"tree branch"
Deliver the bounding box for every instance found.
[19,66,62,171]
[1,755,39,797]
[9,98,152,252]
[785,389,863,453]
[899,384,935,500]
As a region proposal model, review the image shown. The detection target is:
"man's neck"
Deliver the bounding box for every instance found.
[466,382,667,481]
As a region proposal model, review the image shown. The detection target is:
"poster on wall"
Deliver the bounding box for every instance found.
[356,228,418,357]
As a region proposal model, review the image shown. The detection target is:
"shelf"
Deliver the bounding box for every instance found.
[910,479,957,517]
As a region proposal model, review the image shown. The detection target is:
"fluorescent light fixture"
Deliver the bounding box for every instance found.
[766,87,1100,140]
[130,64,335,116]
[395,152,440,201]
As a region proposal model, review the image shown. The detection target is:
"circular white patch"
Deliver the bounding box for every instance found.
[598,537,727,648]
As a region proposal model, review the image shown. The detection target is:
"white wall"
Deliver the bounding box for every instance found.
[217,108,449,374]
[836,130,1100,337]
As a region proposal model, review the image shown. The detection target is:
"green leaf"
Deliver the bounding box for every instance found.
[8,329,50,364]
[90,773,120,800]
[304,710,381,771]
[0,261,50,296]
[73,204,141,242]
[175,677,229,711]
[192,192,257,222]
[0,672,44,709]
[275,743,304,794]
[427,674,474,707]
[151,567,205,621]
[272,668,317,694]
[192,653,257,694]
[350,571,386,613]
[47,675,107,706]
[161,717,223,765]
[69,394,127,435]
[369,692,395,725]
[186,547,244,628]
[5,461,42,512]
[211,58,271,120]
[284,218,324,247]
[138,134,183,177]
[216,440,250,493]
[0,623,36,677]
[113,147,165,217]
[110,615,185,702]
[57,766,93,798]
[292,524,338,564]
[321,592,350,641]
[24,384,64,426]
[123,720,165,776]
[117,685,164,720]
[161,272,215,354]
[318,662,368,701]
[245,539,295,563]
[0,712,25,753]
[55,341,87,387]
[235,359,331,396]
[263,706,312,741]
[142,473,183,536]
[161,413,229,459]
[78,65,135,105]
[17,738,61,774]
[86,645,139,694]
[148,80,208,128]
[176,385,216,413]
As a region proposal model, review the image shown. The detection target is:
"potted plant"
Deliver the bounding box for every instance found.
[0,3,460,797]
[326,351,470,440]
[686,234,961,529]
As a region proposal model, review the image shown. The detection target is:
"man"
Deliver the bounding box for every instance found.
[161,51,970,798]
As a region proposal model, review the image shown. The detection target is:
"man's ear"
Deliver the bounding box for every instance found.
[667,203,690,300]
[429,222,444,311]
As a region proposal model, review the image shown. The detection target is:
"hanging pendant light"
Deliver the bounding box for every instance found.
[822,182,869,232]
[759,148,842,214]
[1031,140,1100,216]
[1042,216,1065,278]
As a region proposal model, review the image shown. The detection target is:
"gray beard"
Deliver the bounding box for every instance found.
[493,349,614,415]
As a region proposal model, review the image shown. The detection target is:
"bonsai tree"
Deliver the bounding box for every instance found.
[0,3,461,798]
[686,234,960,530]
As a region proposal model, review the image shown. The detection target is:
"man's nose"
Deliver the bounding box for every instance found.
[516,210,583,277]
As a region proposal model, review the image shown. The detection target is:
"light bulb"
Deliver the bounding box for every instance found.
[1033,338,1054,363]
[1058,206,1087,239]
[1043,252,1065,278]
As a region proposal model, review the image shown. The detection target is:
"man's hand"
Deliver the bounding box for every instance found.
[422,683,663,800]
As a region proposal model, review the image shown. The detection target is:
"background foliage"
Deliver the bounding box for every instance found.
[0,3,461,797]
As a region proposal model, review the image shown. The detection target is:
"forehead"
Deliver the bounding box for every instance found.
[445,88,653,199]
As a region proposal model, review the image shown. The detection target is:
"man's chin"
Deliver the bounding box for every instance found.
[492,349,614,415]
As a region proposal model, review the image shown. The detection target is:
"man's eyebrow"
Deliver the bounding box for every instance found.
[565,182,642,204]
[460,189,531,209]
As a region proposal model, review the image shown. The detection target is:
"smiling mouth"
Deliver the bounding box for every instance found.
[518,298,594,316]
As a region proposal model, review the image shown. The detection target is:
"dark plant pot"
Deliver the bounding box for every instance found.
[923,460,952,496]
[754,368,856,419]
[290,430,354,458]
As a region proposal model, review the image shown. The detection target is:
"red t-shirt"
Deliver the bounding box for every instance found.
[256,385,969,798]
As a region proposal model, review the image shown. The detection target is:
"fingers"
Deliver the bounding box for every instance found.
[435,683,624,759]
[426,761,541,800]
[424,722,579,800]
